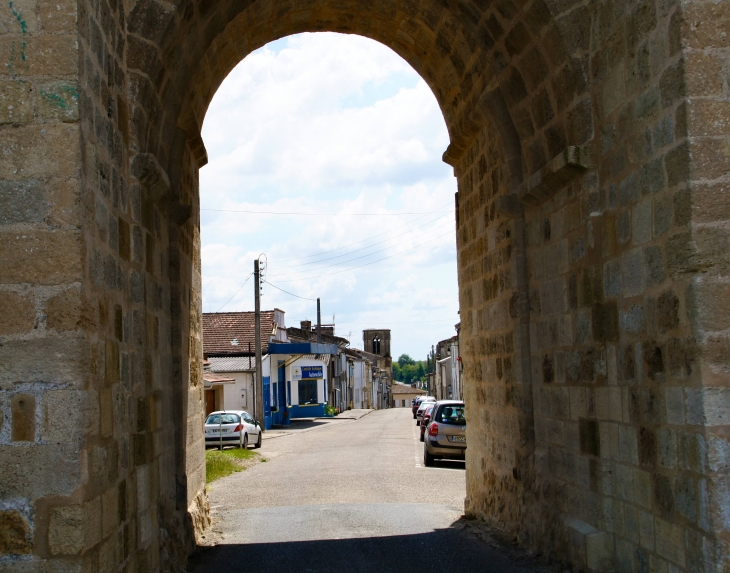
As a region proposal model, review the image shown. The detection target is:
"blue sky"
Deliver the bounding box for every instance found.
[200,32,459,360]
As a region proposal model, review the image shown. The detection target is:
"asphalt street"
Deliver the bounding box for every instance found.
[188,408,551,573]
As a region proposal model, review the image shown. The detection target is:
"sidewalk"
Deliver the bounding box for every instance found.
[262,409,374,440]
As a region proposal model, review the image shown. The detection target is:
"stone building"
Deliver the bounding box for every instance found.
[0,0,728,571]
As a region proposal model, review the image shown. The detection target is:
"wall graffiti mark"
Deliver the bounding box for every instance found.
[5,2,29,78]
[40,85,79,109]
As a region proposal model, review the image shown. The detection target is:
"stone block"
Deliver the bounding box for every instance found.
[0,290,35,334]
[615,463,634,502]
[622,248,643,297]
[655,517,686,567]
[0,34,78,77]
[653,195,672,238]
[102,486,119,539]
[634,468,652,508]
[0,443,80,498]
[619,425,638,464]
[0,179,47,224]
[580,418,600,456]
[707,475,730,532]
[540,278,568,315]
[707,434,730,473]
[643,245,665,287]
[691,281,730,332]
[563,515,614,572]
[621,304,645,334]
[592,301,619,342]
[37,82,79,123]
[603,259,621,298]
[665,387,684,425]
[0,230,82,285]
[686,388,730,426]
[632,201,652,245]
[42,389,87,443]
[0,122,80,180]
[638,509,654,551]
[0,80,34,125]
[0,508,32,554]
[0,336,89,388]
[657,428,677,469]
[39,0,77,32]
[46,287,84,332]
[49,505,84,555]
[570,387,587,420]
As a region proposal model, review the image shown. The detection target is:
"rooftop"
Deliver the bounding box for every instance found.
[203,311,276,356]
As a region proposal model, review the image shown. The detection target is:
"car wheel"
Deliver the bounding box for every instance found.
[416,420,420,426]
[424,447,435,467]
[254,431,262,449]
[413,414,416,419]
[242,434,248,449]
[419,432,424,443]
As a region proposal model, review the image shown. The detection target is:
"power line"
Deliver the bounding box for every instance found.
[263,280,318,301]
[266,219,454,277]
[270,212,453,269]
[202,208,441,216]
[214,273,253,312]
[268,201,454,263]
[272,230,455,283]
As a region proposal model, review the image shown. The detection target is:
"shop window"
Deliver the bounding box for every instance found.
[298,379,318,405]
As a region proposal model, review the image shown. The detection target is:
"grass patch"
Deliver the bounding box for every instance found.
[206,448,261,483]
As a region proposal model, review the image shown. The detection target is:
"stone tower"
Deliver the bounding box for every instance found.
[363,329,391,361]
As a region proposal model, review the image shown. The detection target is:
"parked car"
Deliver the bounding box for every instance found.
[204,410,262,449]
[419,403,436,442]
[423,401,466,466]
[416,398,435,425]
[412,396,427,419]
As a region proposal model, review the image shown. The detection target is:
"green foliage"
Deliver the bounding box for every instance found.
[324,404,339,416]
[206,448,259,483]
[393,354,427,384]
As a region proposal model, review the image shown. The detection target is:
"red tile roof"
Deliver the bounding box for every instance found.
[203,311,276,356]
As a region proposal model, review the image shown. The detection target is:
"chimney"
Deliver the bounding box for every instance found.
[301,320,312,331]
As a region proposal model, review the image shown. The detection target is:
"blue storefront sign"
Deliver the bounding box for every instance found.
[301,366,323,379]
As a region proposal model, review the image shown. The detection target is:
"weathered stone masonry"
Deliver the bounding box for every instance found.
[0,0,727,571]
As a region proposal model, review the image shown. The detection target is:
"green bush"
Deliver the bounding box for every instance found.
[324,404,338,416]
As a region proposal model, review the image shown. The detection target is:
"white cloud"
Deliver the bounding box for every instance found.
[200,32,459,358]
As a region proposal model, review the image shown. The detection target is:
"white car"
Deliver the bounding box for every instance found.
[205,410,262,449]
[416,399,436,426]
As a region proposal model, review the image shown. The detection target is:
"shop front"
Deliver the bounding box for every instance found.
[266,342,339,426]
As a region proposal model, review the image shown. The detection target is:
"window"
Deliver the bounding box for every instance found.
[298,379,318,405]
[372,335,381,355]
[437,405,466,425]
[272,382,278,409]
[205,413,240,425]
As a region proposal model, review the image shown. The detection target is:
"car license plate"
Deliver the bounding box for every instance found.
[451,436,466,443]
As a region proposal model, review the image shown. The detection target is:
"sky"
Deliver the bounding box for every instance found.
[200,32,459,361]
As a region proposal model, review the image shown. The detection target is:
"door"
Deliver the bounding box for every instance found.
[205,389,216,415]
[263,376,271,430]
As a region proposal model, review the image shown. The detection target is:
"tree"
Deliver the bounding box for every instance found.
[397,354,415,367]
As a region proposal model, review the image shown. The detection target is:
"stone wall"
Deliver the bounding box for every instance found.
[0,0,727,571]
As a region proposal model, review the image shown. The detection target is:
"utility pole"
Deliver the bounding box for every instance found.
[254,259,263,425]
[317,298,322,344]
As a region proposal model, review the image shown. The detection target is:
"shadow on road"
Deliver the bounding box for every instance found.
[188,521,554,573]
[431,459,465,470]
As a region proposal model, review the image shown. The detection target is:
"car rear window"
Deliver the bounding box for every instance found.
[437,405,465,425]
[205,413,239,425]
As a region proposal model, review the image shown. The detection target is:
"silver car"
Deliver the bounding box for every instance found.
[423,400,466,466]
[205,410,262,449]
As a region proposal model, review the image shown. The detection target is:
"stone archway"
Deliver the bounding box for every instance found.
[0,0,728,570]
